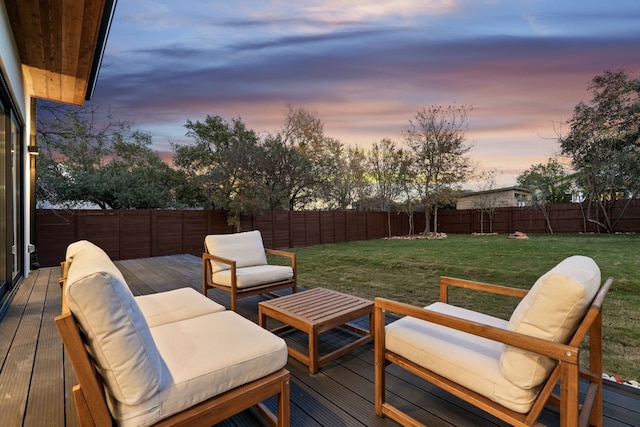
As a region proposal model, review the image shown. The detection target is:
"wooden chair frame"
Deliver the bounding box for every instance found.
[56,264,290,427]
[202,242,297,311]
[374,275,613,427]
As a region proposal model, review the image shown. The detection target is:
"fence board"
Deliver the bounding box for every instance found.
[345,211,360,242]
[290,212,307,247]
[154,211,183,256]
[121,211,151,259]
[183,211,209,255]
[334,211,346,243]
[305,211,321,247]
[254,212,275,248]
[273,211,291,248]
[79,211,120,258]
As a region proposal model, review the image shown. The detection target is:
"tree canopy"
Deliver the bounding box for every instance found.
[517,158,571,205]
[517,158,571,233]
[36,104,177,209]
[558,69,640,232]
[172,115,264,228]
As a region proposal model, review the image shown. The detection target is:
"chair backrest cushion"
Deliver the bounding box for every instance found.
[64,239,99,274]
[204,230,268,273]
[64,240,169,405]
[501,255,601,389]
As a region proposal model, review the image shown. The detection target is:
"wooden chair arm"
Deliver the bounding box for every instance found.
[202,252,236,267]
[265,249,295,260]
[439,276,529,303]
[202,252,238,291]
[374,297,579,364]
[265,249,297,274]
[59,261,68,289]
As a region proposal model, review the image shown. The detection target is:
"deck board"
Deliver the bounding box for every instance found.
[0,263,47,426]
[23,268,65,426]
[1,254,638,426]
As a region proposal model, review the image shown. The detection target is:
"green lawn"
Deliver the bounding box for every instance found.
[278,233,640,382]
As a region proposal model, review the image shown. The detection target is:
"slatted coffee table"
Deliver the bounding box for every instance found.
[258,288,374,374]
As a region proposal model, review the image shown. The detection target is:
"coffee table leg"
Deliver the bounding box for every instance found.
[309,327,319,374]
[259,307,266,329]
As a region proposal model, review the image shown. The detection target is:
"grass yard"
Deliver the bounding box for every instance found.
[279,233,640,382]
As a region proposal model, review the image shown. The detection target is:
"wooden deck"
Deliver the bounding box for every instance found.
[1,254,639,426]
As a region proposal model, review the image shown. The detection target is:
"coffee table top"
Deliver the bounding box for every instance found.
[259,287,373,327]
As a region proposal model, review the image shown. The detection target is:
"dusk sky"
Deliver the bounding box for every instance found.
[88,0,640,188]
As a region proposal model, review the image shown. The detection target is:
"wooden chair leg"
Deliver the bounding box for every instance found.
[590,313,604,427]
[231,291,237,312]
[374,305,385,416]
[560,361,580,427]
[279,375,290,427]
[202,258,208,296]
[72,385,98,427]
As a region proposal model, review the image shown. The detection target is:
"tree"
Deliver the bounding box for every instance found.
[473,169,502,234]
[517,159,571,234]
[257,133,313,210]
[558,69,640,232]
[173,115,264,229]
[276,104,328,209]
[100,131,180,209]
[319,139,369,210]
[517,158,571,204]
[402,105,474,234]
[36,104,177,209]
[397,150,420,235]
[367,138,407,236]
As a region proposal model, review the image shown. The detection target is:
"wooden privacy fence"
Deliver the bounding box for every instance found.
[437,199,640,234]
[35,200,640,267]
[35,209,425,267]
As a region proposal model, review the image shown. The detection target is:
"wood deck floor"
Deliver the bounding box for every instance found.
[1,254,639,426]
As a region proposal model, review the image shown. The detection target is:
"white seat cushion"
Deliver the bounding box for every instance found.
[205,231,268,273]
[501,255,601,389]
[135,287,225,327]
[65,241,169,406]
[211,265,294,289]
[109,311,288,427]
[386,302,540,414]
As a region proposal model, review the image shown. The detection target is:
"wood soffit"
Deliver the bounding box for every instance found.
[5,0,114,106]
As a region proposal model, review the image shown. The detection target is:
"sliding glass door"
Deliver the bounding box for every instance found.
[0,99,8,302]
[0,79,24,307]
[11,113,22,282]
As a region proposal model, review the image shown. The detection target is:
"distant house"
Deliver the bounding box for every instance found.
[456,186,533,210]
[552,173,584,203]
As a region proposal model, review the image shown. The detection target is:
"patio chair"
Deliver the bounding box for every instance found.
[374,255,612,427]
[202,230,297,311]
[56,240,290,427]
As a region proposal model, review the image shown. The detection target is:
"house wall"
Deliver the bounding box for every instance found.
[456,190,531,210]
[0,1,26,114]
[0,0,32,281]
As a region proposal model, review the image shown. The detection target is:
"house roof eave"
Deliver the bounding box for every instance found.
[5,0,118,106]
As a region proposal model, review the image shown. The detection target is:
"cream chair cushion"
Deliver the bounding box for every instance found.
[205,230,268,274]
[501,255,601,389]
[135,287,226,327]
[386,302,540,413]
[109,311,288,427]
[64,242,169,406]
[65,239,99,271]
[211,265,294,289]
